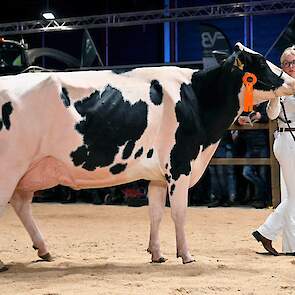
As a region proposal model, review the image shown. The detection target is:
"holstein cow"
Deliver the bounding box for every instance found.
[0,43,295,271]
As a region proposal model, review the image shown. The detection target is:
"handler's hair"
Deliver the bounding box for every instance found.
[280,45,295,64]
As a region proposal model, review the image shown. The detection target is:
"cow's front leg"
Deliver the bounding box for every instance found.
[169,177,195,264]
[10,191,53,261]
[147,181,167,263]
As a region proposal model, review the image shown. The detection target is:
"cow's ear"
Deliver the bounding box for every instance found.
[233,54,245,71]
[233,51,245,71]
[234,42,244,53]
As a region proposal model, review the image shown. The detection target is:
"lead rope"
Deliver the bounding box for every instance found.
[280,99,295,142]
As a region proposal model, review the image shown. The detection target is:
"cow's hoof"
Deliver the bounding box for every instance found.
[33,245,53,262]
[151,257,167,263]
[39,252,53,262]
[147,248,167,263]
[177,251,196,264]
[0,266,8,272]
[0,261,8,272]
[182,259,196,264]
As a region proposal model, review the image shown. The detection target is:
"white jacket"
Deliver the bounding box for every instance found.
[267,95,295,128]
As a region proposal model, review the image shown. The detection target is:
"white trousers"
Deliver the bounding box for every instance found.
[257,131,295,253]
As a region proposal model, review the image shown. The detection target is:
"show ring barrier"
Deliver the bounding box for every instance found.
[210,120,280,207]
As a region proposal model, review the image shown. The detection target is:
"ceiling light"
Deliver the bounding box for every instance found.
[42,12,55,20]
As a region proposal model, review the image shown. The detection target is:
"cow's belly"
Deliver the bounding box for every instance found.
[16,156,165,192]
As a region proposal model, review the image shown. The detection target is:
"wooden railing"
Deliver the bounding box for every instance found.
[209,120,280,207]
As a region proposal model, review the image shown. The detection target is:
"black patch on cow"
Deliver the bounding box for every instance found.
[150,80,163,105]
[170,184,175,196]
[134,147,143,159]
[237,50,284,91]
[122,140,135,160]
[110,163,127,174]
[165,163,168,169]
[2,102,13,130]
[165,174,171,183]
[71,85,148,171]
[61,87,71,107]
[71,146,88,167]
[169,83,202,181]
[112,68,134,74]
[147,149,153,158]
[170,61,241,181]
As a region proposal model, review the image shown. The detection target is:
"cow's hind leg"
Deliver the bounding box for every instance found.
[0,159,35,271]
[147,181,167,263]
[169,177,195,264]
[10,191,53,261]
[0,182,21,272]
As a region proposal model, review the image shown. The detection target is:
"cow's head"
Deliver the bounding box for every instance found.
[230,42,295,107]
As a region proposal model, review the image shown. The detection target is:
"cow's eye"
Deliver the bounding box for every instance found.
[259,60,267,68]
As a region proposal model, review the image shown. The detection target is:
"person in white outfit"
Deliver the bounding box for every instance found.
[252,45,295,256]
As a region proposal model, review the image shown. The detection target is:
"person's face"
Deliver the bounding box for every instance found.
[281,53,295,78]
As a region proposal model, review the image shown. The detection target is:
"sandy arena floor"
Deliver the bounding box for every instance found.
[0,203,294,295]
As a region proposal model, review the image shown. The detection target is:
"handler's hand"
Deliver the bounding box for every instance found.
[237,116,249,125]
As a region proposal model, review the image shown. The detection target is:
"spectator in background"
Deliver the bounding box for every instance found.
[237,102,271,209]
[121,180,149,207]
[188,169,211,206]
[60,186,77,204]
[104,186,125,205]
[78,188,106,205]
[33,185,76,203]
[207,130,237,207]
[253,45,295,256]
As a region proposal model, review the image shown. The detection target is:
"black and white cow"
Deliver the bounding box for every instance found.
[0,42,294,271]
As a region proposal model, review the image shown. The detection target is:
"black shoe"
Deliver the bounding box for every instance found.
[252,201,266,209]
[207,200,223,208]
[61,194,77,204]
[221,200,233,207]
[252,231,279,256]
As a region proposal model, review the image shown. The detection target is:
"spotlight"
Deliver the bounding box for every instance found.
[42,12,55,20]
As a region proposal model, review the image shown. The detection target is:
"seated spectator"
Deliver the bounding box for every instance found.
[121,180,148,207]
[76,188,106,205]
[104,186,125,205]
[60,186,77,204]
[33,185,73,203]
[237,102,271,209]
[91,188,109,205]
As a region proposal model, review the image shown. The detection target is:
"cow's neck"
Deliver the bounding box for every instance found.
[191,64,242,149]
[169,63,242,181]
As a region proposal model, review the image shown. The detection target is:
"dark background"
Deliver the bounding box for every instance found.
[0,1,293,68]
[0,0,246,22]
